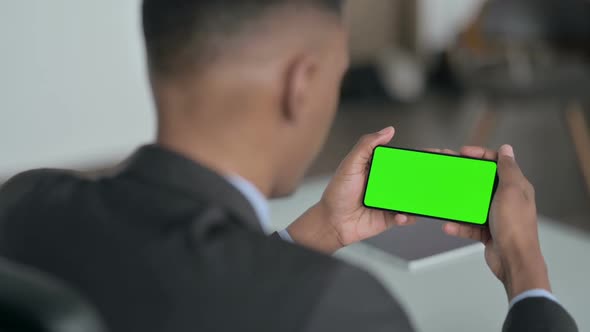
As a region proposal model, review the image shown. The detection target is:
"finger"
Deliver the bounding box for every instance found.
[385,213,417,228]
[424,148,442,153]
[424,148,459,156]
[442,149,460,156]
[343,127,395,171]
[443,222,487,243]
[405,215,418,225]
[496,144,525,185]
[393,213,418,226]
[394,213,408,225]
[460,146,498,161]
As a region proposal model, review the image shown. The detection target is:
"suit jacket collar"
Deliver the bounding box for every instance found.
[117,144,263,233]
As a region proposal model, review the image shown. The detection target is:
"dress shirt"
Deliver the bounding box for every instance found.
[226,175,292,241]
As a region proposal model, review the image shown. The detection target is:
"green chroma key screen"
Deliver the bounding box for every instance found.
[364,146,498,225]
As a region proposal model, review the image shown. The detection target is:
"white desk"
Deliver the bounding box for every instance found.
[271,177,590,332]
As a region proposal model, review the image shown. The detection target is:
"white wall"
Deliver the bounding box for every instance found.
[345,0,399,65]
[418,0,487,52]
[0,0,486,178]
[0,0,153,178]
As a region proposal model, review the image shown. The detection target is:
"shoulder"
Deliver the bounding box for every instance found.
[1,168,86,194]
[0,169,94,254]
[233,232,414,331]
[301,260,415,332]
[0,168,90,212]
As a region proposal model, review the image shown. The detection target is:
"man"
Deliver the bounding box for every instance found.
[0,1,577,331]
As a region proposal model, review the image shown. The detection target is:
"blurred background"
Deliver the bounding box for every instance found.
[1,0,588,229]
[318,0,590,232]
[1,1,589,331]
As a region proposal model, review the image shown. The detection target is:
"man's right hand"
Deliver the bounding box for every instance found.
[442,145,551,301]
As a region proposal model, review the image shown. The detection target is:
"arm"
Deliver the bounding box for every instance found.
[304,265,414,332]
[281,132,577,330]
[443,145,578,332]
[504,297,577,332]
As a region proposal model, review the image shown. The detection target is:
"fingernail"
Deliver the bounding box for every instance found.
[378,126,393,135]
[499,145,515,158]
[398,215,408,224]
[444,223,459,235]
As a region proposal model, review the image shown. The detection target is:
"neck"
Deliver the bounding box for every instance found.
[156,120,275,198]
[150,67,282,198]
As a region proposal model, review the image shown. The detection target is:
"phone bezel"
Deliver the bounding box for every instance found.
[362,145,499,227]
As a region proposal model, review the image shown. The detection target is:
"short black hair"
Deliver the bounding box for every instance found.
[142,0,343,77]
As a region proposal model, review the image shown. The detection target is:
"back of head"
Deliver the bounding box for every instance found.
[141,0,349,197]
[142,0,343,78]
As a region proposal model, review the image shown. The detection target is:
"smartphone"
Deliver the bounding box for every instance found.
[363,146,498,226]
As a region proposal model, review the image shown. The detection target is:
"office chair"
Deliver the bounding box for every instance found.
[0,257,106,332]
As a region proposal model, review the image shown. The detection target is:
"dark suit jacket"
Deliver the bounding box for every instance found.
[0,145,577,332]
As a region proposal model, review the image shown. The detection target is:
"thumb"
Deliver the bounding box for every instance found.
[497,144,524,185]
[341,127,395,173]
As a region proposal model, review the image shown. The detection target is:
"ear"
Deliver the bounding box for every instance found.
[282,55,318,123]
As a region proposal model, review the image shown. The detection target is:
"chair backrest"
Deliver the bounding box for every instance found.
[0,257,106,332]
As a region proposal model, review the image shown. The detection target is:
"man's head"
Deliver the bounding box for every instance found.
[142,0,349,197]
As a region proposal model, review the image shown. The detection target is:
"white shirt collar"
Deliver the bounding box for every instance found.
[225,175,272,234]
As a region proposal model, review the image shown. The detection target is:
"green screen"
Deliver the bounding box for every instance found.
[364,146,497,225]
